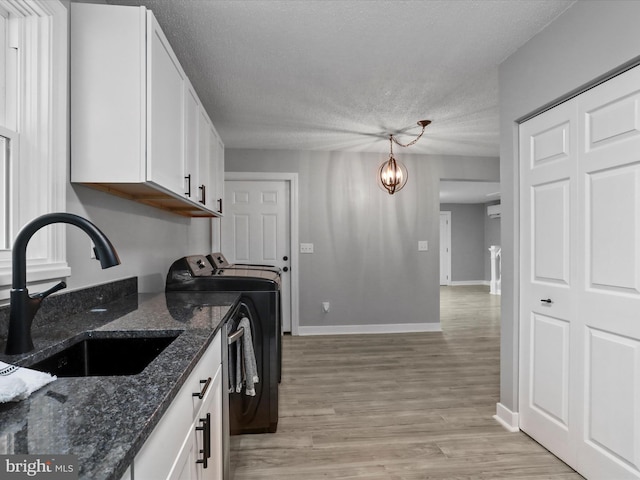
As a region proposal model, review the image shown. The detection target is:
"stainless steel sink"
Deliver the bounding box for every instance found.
[30,334,180,377]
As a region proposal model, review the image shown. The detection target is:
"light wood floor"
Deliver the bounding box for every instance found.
[230,286,582,479]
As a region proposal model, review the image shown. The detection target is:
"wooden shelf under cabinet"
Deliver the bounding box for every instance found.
[82,183,217,218]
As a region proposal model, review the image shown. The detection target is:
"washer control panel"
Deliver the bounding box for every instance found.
[185,255,214,277]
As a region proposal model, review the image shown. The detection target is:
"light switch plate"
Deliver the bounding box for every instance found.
[300,243,314,254]
[418,240,428,251]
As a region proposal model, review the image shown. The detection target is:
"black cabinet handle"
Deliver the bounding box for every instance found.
[185,174,191,197]
[192,377,212,399]
[195,413,211,468]
[199,185,206,205]
[540,298,553,304]
[217,198,222,214]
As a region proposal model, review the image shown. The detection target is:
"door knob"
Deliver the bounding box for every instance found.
[540,298,553,304]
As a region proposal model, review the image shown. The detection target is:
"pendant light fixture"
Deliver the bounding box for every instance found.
[378,120,431,195]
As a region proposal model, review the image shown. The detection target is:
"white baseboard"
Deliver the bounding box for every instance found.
[297,322,442,336]
[449,280,490,286]
[493,402,520,432]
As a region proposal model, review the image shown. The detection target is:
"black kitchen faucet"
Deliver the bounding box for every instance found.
[5,213,120,355]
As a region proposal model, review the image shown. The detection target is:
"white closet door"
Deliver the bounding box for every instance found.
[520,64,640,480]
[576,65,640,479]
[519,100,578,467]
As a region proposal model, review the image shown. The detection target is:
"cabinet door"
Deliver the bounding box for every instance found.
[209,127,225,216]
[168,364,223,480]
[146,11,185,196]
[197,109,212,209]
[196,364,223,480]
[184,81,200,202]
[167,428,199,480]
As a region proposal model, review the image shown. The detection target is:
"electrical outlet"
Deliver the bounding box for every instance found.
[418,240,428,251]
[300,243,314,254]
[322,302,330,313]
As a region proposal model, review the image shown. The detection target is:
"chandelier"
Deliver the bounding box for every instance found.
[378,120,431,195]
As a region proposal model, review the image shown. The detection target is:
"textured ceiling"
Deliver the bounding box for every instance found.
[106,0,575,157]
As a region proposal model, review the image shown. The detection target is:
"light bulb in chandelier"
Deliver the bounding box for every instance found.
[377,120,430,195]
[378,153,408,194]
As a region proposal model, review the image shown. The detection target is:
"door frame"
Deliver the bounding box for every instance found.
[223,171,300,335]
[439,211,452,286]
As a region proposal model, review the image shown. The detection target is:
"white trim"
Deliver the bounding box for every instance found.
[0,264,71,301]
[298,322,442,336]
[450,280,490,286]
[0,0,68,293]
[439,211,451,286]
[493,402,520,432]
[224,171,300,335]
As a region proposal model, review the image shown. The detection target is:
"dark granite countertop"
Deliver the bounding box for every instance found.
[0,290,239,480]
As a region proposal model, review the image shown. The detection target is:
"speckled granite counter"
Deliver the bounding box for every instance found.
[0,290,239,480]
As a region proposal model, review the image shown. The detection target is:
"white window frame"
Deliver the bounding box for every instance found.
[0,0,69,301]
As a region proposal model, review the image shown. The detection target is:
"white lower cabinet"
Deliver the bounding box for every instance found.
[168,365,223,480]
[133,331,224,480]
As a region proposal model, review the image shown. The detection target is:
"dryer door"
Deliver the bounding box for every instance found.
[228,298,267,435]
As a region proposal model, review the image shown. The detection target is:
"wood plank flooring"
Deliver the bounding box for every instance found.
[230,285,582,479]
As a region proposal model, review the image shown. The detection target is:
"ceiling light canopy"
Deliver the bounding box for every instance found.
[378,120,431,195]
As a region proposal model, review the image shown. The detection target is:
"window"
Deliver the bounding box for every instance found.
[0,0,69,300]
[0,126,17,251]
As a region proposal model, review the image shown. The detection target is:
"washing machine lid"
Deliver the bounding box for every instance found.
[207,252,281,274]
[166,256,280,292]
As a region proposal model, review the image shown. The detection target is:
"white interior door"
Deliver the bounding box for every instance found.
[222,180,292,333]
[519,100,577,466]
[520,64,640,479]
[439,212,451,285]
[575,65,640,479]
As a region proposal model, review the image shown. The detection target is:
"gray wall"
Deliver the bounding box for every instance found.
[65,185,212,293]
[440,203,485,283]
[227,149,498,328]
[499,0,640,412]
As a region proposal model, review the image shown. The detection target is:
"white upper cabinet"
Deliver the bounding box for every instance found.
[70,3,224,217]
[147,14,186,197]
